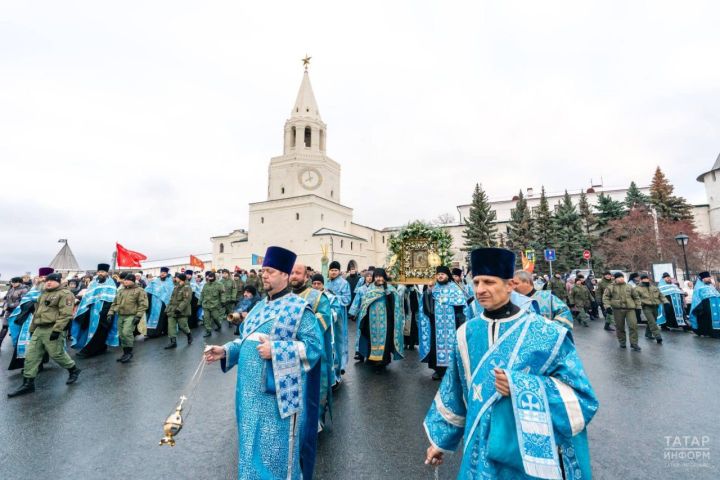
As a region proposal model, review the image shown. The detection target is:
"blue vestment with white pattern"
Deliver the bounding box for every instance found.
[424,308,598,479]
[523,290,574,331]
[71,276,118,350]
[145,277,174,331]
[657,283,686,327]
[690,280,720,334]
[349,282,371,352]
[221,292,323,480]
[418,282,467,367]
[326,276,350,376]
[357,284,404,363]
[7,288,41,361]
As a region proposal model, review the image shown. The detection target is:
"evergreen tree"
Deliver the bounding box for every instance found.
[578,191,597,236]
[532,186,555,274]
[463,183,498,250]
[625,181,650,210]
[506,190,534,262]
[649,167,693,221]
[594,192,625,229]
[553,191,587,272]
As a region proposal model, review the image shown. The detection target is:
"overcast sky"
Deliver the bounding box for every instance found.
[1,1,719,277]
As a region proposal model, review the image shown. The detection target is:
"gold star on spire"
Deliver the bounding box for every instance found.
[302,55,312,70]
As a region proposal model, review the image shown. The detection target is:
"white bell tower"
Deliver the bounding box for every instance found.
[267,58,341,203]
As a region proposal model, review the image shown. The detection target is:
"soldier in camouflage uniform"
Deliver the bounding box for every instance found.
[596,271,616,331]
[8,273,81,397]
[108,272,149,363]
[568,276,591,327]
[603,272,642,351]
[636,274,668,344]
[548,273,568,302]
[165,273,193,349]
[220,269,237,316]
[200,271,225,337]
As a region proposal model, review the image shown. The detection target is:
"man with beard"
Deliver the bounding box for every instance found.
[203,246,323,480]
[689,271,720,338]
[658,272,688,331]
[71,263,118,358]
[145,267,174,338]
[512,270,574,330]
[349,269,374,360]
[356,268,404,373]
[108,273,149,363]
[8,273,81,397]
[1,277,29,350]
[290,263,335,427]
[6,267,53,370]
[418,266,467,380]
[345,260,361,305]
[164,273,193,349]
[326,261,350,379]
[200,271,225,337]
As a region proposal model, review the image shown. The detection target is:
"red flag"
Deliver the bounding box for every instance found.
[116,243,147,268]
[190,255,205,269]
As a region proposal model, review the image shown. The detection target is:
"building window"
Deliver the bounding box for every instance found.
[296,213,300,221]
[304,127,311,147]
[331,190,334,198]
[320,130,325,150]
[382,236,385,244]
[219,243,224,253]
[340,240,344,248]
[291,126,296,146]
[281,187,285,194]
[321,214,324,221]
[261,217,264,224]
[713,171,717,182]
[351,241,354,250]
[360,243,362,251]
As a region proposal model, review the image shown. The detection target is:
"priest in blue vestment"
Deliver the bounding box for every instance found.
[325,261,350,379]
[205,246,323,480]
[290,262,335,429]
[418,266,468,380]
[356,268,404,373]
[513,270,574,331]
[689,272,720,338]
[71,263,118,358]
[144,267,174,337]
[424,248,599,479]
[657,273,689,331]
[349,269,374,359]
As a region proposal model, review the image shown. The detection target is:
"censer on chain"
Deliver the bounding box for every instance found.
[159,396,187,447]
[159,351,208,447]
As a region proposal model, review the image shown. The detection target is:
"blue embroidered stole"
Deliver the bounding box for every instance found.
[8,288,41,358]
[71,277,118,348]
[431,283,466,367]
[145,278,174,328]
[690,280,720,330]
[465,313,567,479]
[658,283,686,326]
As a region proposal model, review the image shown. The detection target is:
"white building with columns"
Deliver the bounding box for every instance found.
[211,68,390,271]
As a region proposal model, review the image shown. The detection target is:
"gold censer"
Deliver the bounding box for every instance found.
[159,395,187,447]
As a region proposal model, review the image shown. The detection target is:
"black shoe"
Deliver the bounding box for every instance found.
[234,326,240,336]
[164,339,177,349]
[582,321,589,327]
[8,378,35,398]
[656,337,663,344]
[214,326,221,332]
[120,347,133,363]
[66,366,81,385]
[631,344,642,352]
[354,352,362,360]
[644,330,652,338]
[431,371,443,381]
[619,344,627,349]
[604,324,615,331]
[75,351,87,359]
[117,349,126,362]
[661,325,670,331]
[203,331,211,338]
[187,332,193,345]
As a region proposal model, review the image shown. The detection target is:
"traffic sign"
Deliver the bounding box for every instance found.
[524,249,536,262]
[544,249,556,262]
[583,250,591,260]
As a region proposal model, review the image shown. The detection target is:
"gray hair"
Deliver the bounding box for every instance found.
[513,270,533,284]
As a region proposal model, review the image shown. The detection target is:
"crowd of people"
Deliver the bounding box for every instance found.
[1,245,719,479]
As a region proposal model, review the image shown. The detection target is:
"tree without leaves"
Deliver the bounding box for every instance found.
[649,166,693,221]
[433,213,457,225]
[463,183,498,251]
[553,191,588,273]
[506,190,534,266]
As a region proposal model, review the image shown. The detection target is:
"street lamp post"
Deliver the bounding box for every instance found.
[674,232,690,282]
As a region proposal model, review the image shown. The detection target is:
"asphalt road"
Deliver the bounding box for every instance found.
[0,317,718,479]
